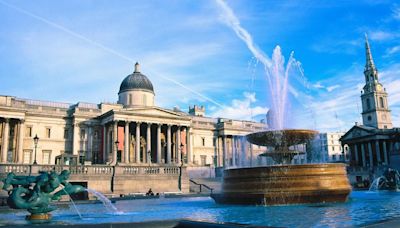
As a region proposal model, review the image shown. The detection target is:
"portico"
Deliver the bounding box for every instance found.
[99,108,191,165]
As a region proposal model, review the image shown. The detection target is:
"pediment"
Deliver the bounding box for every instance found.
[120,107,188,119]
[341,125,374,141]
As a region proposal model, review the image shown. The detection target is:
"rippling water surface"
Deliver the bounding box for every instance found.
[1,191,400,227]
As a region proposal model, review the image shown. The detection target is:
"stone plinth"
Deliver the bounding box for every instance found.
[211,163,351,205]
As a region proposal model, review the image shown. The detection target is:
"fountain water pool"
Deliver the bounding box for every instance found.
[0,191,399,227]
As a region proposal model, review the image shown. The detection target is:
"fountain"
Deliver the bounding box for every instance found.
[2,170,85,221]
[211,129,351,205]
[369,168,400,191]
[211,2,351,204]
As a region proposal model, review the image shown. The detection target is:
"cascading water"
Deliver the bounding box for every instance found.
[86,188,120,214]
[369,176,387,191]
[62,188,83,219]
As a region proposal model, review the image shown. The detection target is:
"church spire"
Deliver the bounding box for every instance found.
[364,33,378,82]
[365,34,376,71]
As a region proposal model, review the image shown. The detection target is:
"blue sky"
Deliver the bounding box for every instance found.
[1,0,400,132]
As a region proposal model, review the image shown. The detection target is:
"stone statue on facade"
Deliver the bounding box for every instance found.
[2,170,85,221]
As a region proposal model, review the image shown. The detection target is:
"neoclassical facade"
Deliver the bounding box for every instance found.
[0,63,266,170]
[341,36,400,183]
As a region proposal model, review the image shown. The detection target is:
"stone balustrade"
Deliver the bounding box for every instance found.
[0,164,183,177]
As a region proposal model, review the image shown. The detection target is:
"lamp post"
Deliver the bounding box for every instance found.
[180,143,184,164]
[33,134,39,165]
[114,140,119,164]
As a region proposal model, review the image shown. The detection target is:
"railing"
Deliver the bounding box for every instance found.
[189,179,213,193]
[0,164,182,177]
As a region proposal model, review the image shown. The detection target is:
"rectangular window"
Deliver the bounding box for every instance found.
[64,128,69,139]
[42,150,52,164]
[332,154,336,161]
[200,155,207,166]
[332,146,335,151]
[23,150,32,164]
[25,126,32,137]
[46,127,51,138]
[80,129,86,140]
[201,137,205,146]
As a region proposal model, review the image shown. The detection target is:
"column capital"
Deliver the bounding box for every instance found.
[3,118,10,123]
[125,121,130,126]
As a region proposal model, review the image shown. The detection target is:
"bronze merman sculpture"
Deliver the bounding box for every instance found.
[2,170,85,221]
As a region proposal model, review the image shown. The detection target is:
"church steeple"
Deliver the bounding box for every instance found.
[364,34,379,83]
[360,34,392,129]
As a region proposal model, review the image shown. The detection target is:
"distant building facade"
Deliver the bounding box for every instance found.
[313,132,349,163]
[341,36,400,185]
[0,63,265,170]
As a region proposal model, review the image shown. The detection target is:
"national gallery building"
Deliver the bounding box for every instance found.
[0,63,265,195]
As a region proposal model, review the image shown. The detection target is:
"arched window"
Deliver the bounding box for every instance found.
[380,97,384,108]
[128,94,132,105]
[366,98,371,110]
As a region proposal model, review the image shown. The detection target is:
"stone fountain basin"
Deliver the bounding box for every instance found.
[246,129,318,147]
[211,163,351,205]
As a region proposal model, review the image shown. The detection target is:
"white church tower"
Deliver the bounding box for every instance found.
[361,34,392,129]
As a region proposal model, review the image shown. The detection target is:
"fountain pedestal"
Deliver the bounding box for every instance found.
[211,163,351,205]
[211,129,351,205]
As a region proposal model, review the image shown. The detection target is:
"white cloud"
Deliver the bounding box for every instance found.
[385,45,400,56]
[369,30,399,41]
[326,85,340,92]
[211,92,268,120]
[392,4,400,20]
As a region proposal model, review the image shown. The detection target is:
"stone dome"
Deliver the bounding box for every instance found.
[119,63,154,94]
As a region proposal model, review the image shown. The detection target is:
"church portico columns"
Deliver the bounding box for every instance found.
[368,142,373,167]
[166,125,172,164]
[135,122,141,164]
[353,144,359,166]
[375,141,381,164]
[361,143,367,167]
[383,141,388,165]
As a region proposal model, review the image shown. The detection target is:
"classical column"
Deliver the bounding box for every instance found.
[223,135,227,167]
[157,124,161,164]
[87,125,92,161]
[368,142,373,167]
[353,144,359,166]
[176,126,181,164]
[124,122,130,163]
[17,119,25,163]
[135,122,141,163]
[250,142,254,167]
[383,141,388,165]
[166,125,171,164]
[112,121,118,164]
[375,141,381,164]
[232,136,236,166]
[72,122,79,156]
[361,143,367,167]
[2,118,9,163]
[103,124,108,164]
[146,123,151,163]
[187,127,193,164]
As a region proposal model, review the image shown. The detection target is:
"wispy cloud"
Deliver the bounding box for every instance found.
[369,30,399,41]
[392,4,400,20]
[211,92,268,120]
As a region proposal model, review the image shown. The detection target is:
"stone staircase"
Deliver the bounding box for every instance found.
[189,178,222,194]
